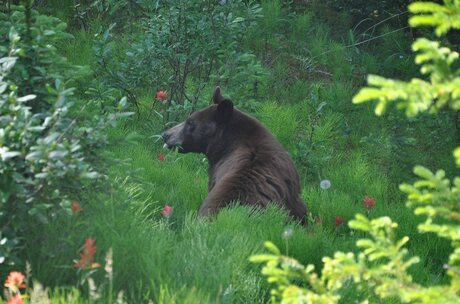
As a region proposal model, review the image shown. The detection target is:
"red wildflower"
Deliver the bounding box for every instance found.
[162,204,173,218]
[157,152,165,161]
[73,238,101,269]
[7,294,24,304]
[155,90,168,102]
[334,215,343,226]
[363,195,376,210]
[4,271,26,291]
[71,200,83,213]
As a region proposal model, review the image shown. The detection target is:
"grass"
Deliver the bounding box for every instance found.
[5,1,458,303]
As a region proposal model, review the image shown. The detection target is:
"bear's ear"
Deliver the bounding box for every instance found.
[216,99,233,123]
[213,86,224,104]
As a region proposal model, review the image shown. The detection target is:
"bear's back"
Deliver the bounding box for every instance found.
[208,109,307,220]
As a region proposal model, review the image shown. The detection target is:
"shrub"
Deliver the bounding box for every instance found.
[0,41,96,269]
[0,3,130,271]
[92,0,263,119]
[0,3,85,111]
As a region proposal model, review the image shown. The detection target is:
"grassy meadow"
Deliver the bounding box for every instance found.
[1,1,459,303]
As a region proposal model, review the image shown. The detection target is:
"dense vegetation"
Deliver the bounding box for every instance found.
[251,3,460,302]
[0,0,458,303]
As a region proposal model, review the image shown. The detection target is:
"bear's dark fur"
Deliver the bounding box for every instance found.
[162,87,307,222]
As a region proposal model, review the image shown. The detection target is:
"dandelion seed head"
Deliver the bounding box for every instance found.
[282,227,294,239]
[320,179,331,190]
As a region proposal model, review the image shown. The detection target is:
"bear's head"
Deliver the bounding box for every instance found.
[162,87,233,154]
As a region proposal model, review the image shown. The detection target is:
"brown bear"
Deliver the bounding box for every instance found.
[162,87,307,222]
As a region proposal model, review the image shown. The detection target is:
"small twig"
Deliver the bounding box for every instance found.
[360,11,409,40]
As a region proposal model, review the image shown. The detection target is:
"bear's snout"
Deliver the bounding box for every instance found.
[162,122,185,150]
[162,131,170,142]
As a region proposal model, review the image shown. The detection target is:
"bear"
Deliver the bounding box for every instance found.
[162,87,307,222]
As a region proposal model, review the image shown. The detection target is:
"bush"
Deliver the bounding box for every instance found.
[0,3,130,272]
[92,0,264,119]
[0,3,85,110]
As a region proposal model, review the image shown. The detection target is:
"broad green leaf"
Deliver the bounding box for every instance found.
[80,171,99,179]
[17,94,36,102]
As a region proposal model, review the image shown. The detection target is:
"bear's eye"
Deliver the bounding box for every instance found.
[186,120,195,132]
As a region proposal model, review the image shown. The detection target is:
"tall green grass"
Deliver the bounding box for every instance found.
[23,96,451,303]
[30,96,450,302]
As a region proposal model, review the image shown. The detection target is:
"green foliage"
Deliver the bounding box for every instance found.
[409,1,460,36]
[147,0,260,108]
[251,211,460,303]
[400,165,460,280]
[2,0,459,302]
[0,4,84,110]
[288,85,339,180]
[90,24,134,111]
[92,0,263,118]
[211,41,269,113]
[260,0,281,34]
[0,4,131,271]
[251,1,460,303]
[252,164,460,302]
[353,3,460,117]
[0,46,96,268]
[80,0,156,25]
[319,0,409,22]
[258,102,300,152]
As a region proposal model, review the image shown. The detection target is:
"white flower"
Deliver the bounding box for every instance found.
[320,179,331,190]
[282,227,293,239]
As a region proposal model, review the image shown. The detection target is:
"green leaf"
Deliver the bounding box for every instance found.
[249,254,276,263]
[413,165,434,179]
[0,150,21,160]
[409,2,446,13]
[454,147,460,167]
[117,96,128,111]
[264,241,281,255]
[352,88,382,104]
[396,236,410,249]
[349,214,372,232]
[356,239,374,249]
[80,171,99,179]
[375,101,387,116]
[25,151,43,161]
[16,94,36,102]
[49,150,68,159]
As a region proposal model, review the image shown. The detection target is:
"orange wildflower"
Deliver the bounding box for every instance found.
[4,271,26,291]
[7,294,24,304]
[71,200,83,213]
[155,90,168,102]
[73,238,101,269]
